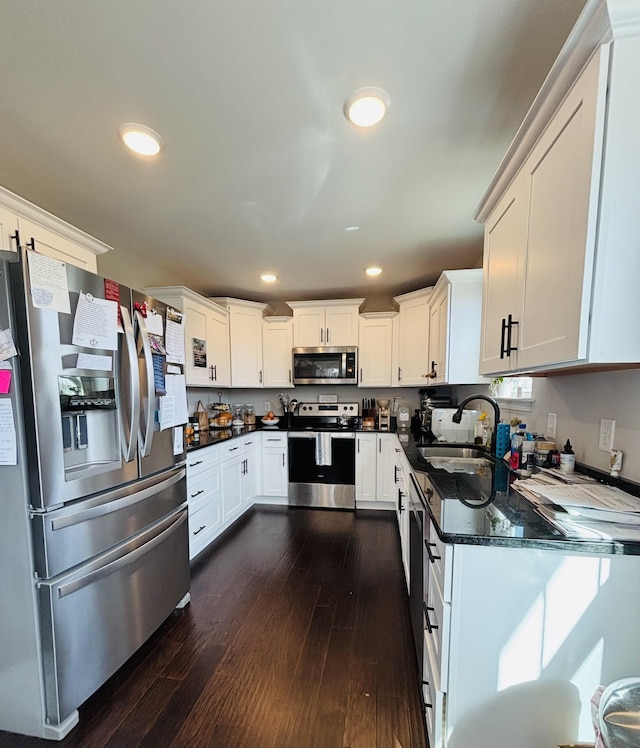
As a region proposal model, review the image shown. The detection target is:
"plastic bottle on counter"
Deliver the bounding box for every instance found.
[520,440,535,476]
[510,424,527,470]
[560,439,575,474]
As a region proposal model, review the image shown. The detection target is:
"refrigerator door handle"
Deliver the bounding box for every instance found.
[120,304,140,463]
[50,509,187,599]
[49,468,185,531]
[135,309,155,457]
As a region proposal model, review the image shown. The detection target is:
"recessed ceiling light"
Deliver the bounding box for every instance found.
[344,87,390,127]
[344,226,360,232]
[260,273,277,283]
[118,123,164,156]
[365,266,383,277]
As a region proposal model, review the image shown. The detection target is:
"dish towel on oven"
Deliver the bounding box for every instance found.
[315,432,332,466]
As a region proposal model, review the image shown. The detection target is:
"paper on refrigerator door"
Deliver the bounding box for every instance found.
[165,309,185,364]
[27,250,71,314]
[0,328,17,361]
[164,374,188,426]
[72,292,118,350]
[0,399,17,465]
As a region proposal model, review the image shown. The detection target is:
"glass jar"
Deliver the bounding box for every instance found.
[243,404,256,425]
[232,405,244,425]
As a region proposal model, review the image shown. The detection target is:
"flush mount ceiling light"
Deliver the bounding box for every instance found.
[118,123,164,156]
[365,266,383,277]
[344,87,390,127]
[260,273,277,283]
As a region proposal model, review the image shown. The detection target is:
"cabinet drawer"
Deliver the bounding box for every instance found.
[427,523,453,602]
[186,466,221,505]
[188,498,223,558]
[220,440,244,461]
[186,444,220,477]
[423,634,446,748]
[426,562,451,689]
[262,432,287,447]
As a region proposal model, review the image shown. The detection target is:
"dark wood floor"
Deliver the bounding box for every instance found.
[1,506,427,748]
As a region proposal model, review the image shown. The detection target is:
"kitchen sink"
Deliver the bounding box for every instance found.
[416,445,491,460]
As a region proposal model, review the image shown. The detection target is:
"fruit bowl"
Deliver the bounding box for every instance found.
[261,417,280,427]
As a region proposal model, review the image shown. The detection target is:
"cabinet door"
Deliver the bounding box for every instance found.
[292,307,325,346]
[479,171,526,374]
[263,318,293,388]
[240,438,258,506]
[207,307,231,387]
[376,434,398,503]
[427,297,442,384]
[358,316,393,387]
[221,456,243,523]
[518,47,608,369]
[183,297,214,386]
[229,306,263,387]
[0,205,19,253]
[18,217,98,272]
[262,447,288,497]
[355,434,377,502]
[325,305,359,346]
[397,295,430,385]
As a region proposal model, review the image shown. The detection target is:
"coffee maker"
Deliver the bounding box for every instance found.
[419,388,453,436]
[377,399,391,431]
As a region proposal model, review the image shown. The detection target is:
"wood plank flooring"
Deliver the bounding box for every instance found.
[0,506,427,748]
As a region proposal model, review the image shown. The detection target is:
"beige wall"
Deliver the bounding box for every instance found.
[458,369,640,484]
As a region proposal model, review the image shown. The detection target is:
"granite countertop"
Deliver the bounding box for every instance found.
[401,431,640,556]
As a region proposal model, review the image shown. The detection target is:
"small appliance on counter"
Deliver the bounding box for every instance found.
[396,404,411,429]
[377,399,391,431]
[419,388,453,435]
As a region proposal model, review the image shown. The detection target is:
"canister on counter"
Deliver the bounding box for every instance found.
[534,439,556,467]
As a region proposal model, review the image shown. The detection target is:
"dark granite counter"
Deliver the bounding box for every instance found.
[401,430,640,556]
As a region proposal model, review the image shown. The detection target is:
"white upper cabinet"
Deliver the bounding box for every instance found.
[214,298,270,387]
[427,269,486,385]
[144,286,231,387]
[287,299,363,347]
[262,316,294,388]
[476,10,640,374]
[393,287,432,386]
[358,312,396,387]
[0,185,111,272]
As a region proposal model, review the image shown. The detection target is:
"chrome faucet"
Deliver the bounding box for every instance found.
[452,394,501,456]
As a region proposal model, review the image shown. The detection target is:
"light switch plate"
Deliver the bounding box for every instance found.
[598,418,615,452]
[546,413,557,439]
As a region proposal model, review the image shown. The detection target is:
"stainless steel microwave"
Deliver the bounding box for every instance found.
[292,347,358,385]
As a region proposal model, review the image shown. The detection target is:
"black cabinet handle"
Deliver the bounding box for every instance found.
[9,230,21,250]
[288,369,292,383]
[193,525,206,536]
[424,603,438,634]
[282,453,285,467]
[425,540,441,563]
[500,317,508,359]
[397,367,402,381]
[188,460,203,467]
[506,313,519,354]
[394,465,400,483]
[429,360,437,378]
[190,489,204,499]
[398,488,404,512]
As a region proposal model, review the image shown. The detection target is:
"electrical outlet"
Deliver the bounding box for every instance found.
[598,418,616,452]
[546,413,557,439]
[264,401,271,413]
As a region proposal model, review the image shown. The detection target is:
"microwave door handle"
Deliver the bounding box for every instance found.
[119,305,140,463]
[135,309,155,457]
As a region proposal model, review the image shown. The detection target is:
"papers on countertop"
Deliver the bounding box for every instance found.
[512,471,640,540]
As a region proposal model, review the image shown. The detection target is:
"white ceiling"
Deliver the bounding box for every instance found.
[0,0,587,305]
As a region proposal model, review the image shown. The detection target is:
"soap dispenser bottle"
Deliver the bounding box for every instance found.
[560,439,575,474]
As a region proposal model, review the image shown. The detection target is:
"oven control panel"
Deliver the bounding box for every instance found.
[297,402,360,416]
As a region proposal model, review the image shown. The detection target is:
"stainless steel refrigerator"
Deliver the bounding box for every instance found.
[0,247,190,740]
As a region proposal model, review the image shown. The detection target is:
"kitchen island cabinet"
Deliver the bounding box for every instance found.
[476,2,640,375]
[287,298,363,347]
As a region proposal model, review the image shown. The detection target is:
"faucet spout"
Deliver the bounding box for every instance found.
[452,394,501,456]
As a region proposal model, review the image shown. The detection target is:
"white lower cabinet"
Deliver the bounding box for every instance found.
[186,445,223,560]
[355,432,399,505]
[395,455,411,587]
[261,432,288,498]
[423,539,640,747]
